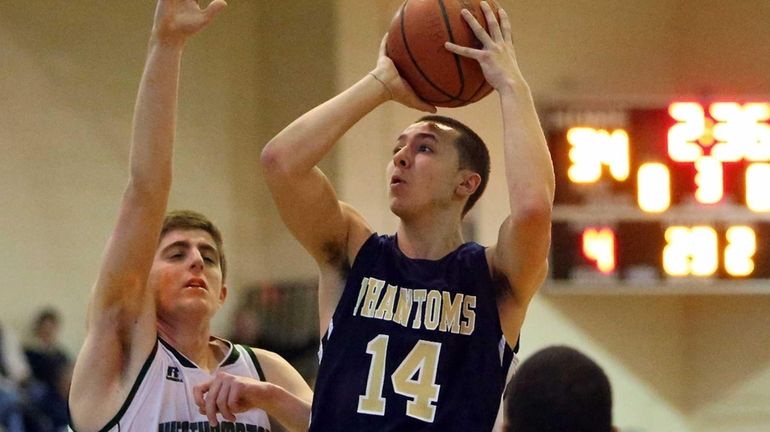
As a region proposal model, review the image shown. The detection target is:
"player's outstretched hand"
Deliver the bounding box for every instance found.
[152,0,227,45]
[193,372,272,427]
[370,34,437,113]
[444,1,524,94]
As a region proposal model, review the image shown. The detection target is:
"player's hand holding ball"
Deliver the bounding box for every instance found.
[385,0,508,108]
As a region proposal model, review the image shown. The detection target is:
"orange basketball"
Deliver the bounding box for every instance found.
[386,0,498,108]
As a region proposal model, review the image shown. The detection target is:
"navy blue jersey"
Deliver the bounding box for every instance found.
[309,234,515,431]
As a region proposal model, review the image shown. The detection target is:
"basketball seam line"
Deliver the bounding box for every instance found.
[437,0,467,96]
[398,0,468,104]
[442,0,493,104]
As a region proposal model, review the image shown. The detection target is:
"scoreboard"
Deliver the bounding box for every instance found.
[545,101,770,291]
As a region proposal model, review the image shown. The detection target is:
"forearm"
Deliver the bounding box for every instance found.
[128,39,185,196]
[493,80,554,302]
[261,73,389,177]
[499,80,555,215]
[260,383,311,432]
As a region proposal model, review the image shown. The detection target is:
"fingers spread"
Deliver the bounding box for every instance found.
[444,41,482,59]
[480,1,503,42]
[461,9,493,47]
[498,8,512,44]
[205,0,228,20]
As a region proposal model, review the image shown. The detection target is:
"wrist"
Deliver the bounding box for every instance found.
[149,30,187,50]
[497,77,532,99]
[367,70,394,101]
[257,382,281,413]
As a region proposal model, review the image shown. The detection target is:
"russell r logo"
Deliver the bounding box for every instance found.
[166,366,182,382]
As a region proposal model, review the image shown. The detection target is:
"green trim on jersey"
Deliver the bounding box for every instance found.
[241,345,266,382]
[158,337,196,368]
[159,336,239,369]
[222,343,241,367]
[69,341,159,432]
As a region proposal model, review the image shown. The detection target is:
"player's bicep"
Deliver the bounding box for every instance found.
[492,213,551,303]
[264,165,372,334]
[265,167,351,264]
[90,185,165,313]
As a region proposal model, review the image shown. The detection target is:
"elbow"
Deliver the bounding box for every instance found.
[514,204,552,236]
[260,142,278,171]
[525,199,552,220]
[260,140,291,178]
[512,192,553,224]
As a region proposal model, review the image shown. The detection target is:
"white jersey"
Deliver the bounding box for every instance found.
[71,337,272,432]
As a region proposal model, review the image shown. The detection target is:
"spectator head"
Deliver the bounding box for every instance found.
[33,307,62,345]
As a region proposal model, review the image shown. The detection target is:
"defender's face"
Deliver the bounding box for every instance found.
[149,229,226,320]
[387,121,464,218]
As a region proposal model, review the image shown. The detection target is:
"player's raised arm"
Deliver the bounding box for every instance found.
[446,2,554,344]
[69,1,226,431]
[260,37,435,326]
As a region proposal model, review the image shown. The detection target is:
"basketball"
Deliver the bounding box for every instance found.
[386,0,498,108]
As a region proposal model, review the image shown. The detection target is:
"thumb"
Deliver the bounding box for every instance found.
[400,81,437,113]
[415,100,438,113]
[204,0,228,20]
[379,33,389,57]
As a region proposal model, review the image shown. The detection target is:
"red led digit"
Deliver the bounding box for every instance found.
[581,228,616,274]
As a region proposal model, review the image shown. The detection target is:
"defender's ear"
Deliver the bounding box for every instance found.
[218,284,228,305]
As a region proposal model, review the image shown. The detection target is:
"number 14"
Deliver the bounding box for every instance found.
[357,335,442,423]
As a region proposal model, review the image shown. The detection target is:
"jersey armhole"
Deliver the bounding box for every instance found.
[349,232,380,270]
[321,232,382,340]
[69,340,159,432]
[242,345,266,382]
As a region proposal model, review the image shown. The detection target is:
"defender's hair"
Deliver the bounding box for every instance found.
[417,115,490,216]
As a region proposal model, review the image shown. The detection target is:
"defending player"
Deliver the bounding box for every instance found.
[68,1,312,431]
[261,1,553,430]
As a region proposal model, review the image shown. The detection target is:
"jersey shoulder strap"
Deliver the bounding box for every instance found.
[239,345,266,382]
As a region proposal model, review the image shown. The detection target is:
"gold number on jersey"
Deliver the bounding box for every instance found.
[358,335,388,415]
[357,335,442,422]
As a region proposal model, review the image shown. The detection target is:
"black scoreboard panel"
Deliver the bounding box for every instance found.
[544,102,770,287]
[550,220,770,282]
